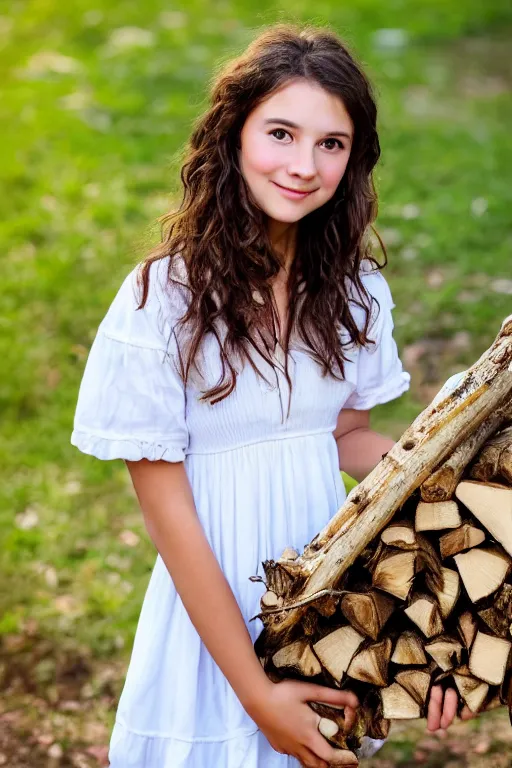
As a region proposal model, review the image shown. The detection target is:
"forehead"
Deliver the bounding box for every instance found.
[249,78,353,134]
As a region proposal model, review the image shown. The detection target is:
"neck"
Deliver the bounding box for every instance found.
[268,219,298,274]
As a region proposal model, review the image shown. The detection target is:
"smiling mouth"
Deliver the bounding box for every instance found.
[272,182,316,194]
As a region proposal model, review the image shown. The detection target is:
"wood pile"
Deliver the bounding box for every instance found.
[251,315,512,760]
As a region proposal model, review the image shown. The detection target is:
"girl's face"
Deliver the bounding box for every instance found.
[239,78,353,236]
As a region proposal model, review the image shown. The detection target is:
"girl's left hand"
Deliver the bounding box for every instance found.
[427,686,475,735]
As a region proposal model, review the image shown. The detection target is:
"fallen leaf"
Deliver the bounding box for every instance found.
[490,278,512,295]
[159,11,187,29]
[70,753,91,768]
[48,742,64,759]
[400,246,418,261]
[403,342,428,367]
[471,197,488,216]
[426,269,445,288]
[119,530,140,547]
[473,738,491,754]
[107,27,154,51]
[85,744,109,766]
[372,28,409,50]
[64,480,82,495]
[45,567,59,588]
[22,51,82,76]
[401,203,421,219]
[54,595,81,616]
[15,507,39,530]
[37,734,55,746]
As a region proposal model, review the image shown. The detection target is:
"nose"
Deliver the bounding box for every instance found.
[286,143,317,180]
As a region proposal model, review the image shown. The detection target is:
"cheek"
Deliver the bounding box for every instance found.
[242,135,281,176]
[319,156,350,190]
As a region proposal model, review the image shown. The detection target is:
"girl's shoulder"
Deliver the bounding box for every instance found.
[354,258,393,301]
[345,260,395,336]
[98,253,190,350]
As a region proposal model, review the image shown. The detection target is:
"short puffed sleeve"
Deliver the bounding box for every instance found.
[343,268,411,410]
[71,257,189,462]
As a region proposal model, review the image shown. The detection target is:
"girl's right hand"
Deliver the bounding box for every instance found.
[246,678,360,767]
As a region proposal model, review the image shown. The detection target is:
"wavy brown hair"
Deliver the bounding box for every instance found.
[137,22,386,416]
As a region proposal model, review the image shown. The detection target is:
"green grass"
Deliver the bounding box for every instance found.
[1,0,511,654]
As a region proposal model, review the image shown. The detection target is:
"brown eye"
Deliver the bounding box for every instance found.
[322,138,344,150]
[270,129,290,141]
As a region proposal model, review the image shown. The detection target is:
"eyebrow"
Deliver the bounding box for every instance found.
[263,118,352,141]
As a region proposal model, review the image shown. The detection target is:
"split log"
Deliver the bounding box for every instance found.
[280,547,300,561]
[312,626,364,682]
[495,582,512,617]
[415,500,461,532]
[347,638,392,687]
[340,591,395,641]
[381,522,416,547]
[314,715,361,764]
[381,683,421,719]
[272,640,322,676]
[394,669,431,707]
[452,666,489,713]
[421,403,512,502]
[309,702,348,749]
[439,523,485,559]
[455,481,512,557]
[261,590,282,609]
[404,595,444,638]
[454,546,510,602]
[372,550,415,600]
[458,612,478,649]
[478,607,510,639]
[469,631,512,686]
[424,636,463,671]
[432,567,460,619]
[415,535,444,593]
[391,631,427,665]
[469,426,512,483]
[255,316,512,645]
[318,717,339,740]
[477,583,512,638]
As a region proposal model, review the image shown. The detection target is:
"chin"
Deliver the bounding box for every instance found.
[264,206,306,223]
[270,213,303,224]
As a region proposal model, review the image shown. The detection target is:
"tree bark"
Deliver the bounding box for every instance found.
[421,405,512,501]
[469,425,512,483]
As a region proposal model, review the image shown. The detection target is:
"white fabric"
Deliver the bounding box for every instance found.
[71,256,410,767]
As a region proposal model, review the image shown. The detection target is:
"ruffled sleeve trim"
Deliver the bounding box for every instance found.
[345,370,411,411]
[71,429,186,463]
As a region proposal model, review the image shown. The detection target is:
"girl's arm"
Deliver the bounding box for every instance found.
[125,458,271,712]
[333,408,394,481]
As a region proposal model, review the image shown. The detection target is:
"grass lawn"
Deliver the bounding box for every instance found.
[1,1,511,764]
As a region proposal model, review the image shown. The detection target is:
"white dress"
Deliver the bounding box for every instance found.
[71,256,411,767]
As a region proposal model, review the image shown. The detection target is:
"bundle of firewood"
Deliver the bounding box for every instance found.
[251,315,512,760]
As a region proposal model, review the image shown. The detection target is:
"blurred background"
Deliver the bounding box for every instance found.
[1,1,511,765]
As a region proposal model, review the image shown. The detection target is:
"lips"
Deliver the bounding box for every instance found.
[271,181,316,199]
[273,182,314,194]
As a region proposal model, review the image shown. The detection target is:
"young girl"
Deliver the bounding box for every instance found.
[71,23,471,768]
